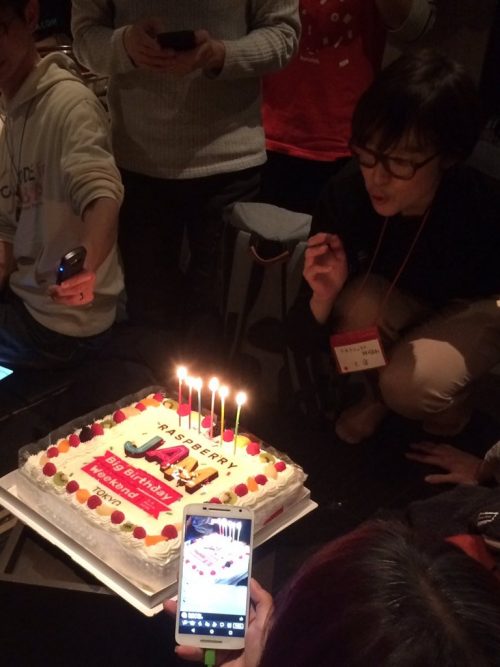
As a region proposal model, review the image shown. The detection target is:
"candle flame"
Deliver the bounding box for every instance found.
[186,376,195,388]
[219,385,229,400]
[176,366,188,381]
[208,377,219,392]
[235,391,247,406]
[194,377,203,391]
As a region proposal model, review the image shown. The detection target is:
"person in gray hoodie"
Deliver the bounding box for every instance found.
[0,0,124,369]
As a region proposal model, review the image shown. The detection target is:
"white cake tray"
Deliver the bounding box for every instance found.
[0,470,316,616]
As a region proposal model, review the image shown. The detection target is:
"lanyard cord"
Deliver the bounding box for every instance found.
[344,206,432,326]
[374,207,431,323]
[2,97,35,222]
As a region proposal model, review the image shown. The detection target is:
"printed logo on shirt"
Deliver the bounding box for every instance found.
[300,0,362,63]
[0,161,44,218]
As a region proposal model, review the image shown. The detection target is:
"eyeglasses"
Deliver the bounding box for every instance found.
[349,143,440,180]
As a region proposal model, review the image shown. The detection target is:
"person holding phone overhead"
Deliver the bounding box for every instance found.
[0,0,124,369]
[71,1,300,363]
[287,49,500,443]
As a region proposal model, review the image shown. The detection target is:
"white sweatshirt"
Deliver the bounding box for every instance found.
[0,53,124,337]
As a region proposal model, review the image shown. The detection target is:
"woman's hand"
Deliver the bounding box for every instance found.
[164,579,273,667]
[303,232,348,324]
[406,441,483,485]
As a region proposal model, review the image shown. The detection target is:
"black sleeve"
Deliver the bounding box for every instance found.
[285,178,341,356]
[286,163,372,356]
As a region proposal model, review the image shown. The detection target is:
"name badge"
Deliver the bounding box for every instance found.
[330,326,387,374]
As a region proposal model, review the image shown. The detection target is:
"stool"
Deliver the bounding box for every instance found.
[223,203,311,400]
[224,203,311,357]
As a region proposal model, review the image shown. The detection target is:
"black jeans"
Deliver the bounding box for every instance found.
[0,289,111,370]
[119,167,261,337]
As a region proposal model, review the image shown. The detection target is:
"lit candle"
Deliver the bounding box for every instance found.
[233,391,247,455]
[187,376,194,430]
[208,377,219,439]
[194,377,203,433]
[176,366,187,426]
[219,385,229,444]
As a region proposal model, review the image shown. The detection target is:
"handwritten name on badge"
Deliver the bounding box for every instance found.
[330,326,387,374]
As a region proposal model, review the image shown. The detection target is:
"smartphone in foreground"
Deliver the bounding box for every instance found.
[176,503,254,650]
[56,246,86,285]
[157,30,196,51]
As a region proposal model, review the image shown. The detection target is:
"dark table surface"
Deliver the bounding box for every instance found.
[1,323,499,666]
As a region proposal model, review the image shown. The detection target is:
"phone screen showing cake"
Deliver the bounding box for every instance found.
[0,365,13,381]
[177,507,253,645]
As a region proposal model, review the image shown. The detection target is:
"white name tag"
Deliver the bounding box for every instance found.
[330,326,387,374]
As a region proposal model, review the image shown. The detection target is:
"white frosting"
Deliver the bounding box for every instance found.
[18,394,306,591]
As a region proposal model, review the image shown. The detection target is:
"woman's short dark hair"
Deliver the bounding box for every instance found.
[258,520,500,667]
[351,49,482,162]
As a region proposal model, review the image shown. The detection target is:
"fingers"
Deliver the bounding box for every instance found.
[195,29,210,45]
[423,473,458,485]
[405,451,451,470]
[304,242,343,274]
[405,452,430,464]
[406,441,482,486]
[162,598,212,663]
[405,442,452,465]
[307,232,336,246]
[306,233,343,252]
[174,645,205,662]
[49,269,96,306]
[125,20,177,70]
[249,578,273,624]
[408,441,443,454]
[163,598,176,618]
[58,270,95,290]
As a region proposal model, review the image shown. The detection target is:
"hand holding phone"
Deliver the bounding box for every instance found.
[56,246,87,285]
[176,503,254,650]
[157,30,196,51]
[50,246,95,306]
[168,578,272,667]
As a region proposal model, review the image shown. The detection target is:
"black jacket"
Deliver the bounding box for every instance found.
[287,162,500,355]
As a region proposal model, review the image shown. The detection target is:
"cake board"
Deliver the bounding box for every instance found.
[0,470,316,616]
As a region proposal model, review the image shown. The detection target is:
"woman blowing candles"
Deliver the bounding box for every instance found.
[287,48,500,444]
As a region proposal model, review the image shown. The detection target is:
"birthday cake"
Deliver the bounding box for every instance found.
[184,526,251,585]
[17,389,307,591]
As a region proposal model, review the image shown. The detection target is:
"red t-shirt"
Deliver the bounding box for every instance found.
[262,0,386,162]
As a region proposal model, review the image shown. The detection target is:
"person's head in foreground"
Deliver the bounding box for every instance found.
[349,48,481,218]
[257,520,500,667]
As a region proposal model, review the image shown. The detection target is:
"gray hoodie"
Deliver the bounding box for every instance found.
[0,52,124,337]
